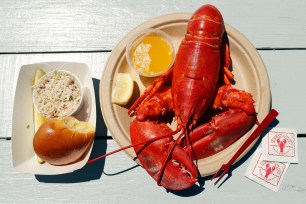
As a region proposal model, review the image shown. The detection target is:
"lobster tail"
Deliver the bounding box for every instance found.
[185,4,225,48]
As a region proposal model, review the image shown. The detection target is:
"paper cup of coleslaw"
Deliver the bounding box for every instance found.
[32,70,83,119]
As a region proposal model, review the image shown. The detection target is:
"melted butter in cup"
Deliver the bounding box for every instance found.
[126,29,175,77]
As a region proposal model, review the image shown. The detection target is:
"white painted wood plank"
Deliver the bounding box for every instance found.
[0,0,305,52]
[1,139,305,203]
[2,50,306,140]
[261,50,306,132]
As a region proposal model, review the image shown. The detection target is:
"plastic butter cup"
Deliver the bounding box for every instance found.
[32,70,84,119]
[126,28,175,77]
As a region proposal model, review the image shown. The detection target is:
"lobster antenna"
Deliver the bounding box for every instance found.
[87,129,181,164]
[156,128,185,186]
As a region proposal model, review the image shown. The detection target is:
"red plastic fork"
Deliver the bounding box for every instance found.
[211,109,279,185]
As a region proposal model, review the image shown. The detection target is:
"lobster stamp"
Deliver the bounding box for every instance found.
[245,148,290,192]
[262,128,298,163]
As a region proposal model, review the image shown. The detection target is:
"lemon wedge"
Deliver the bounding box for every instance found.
[33,68,47,164]
[112,73,134,105]
[33,69,48,132]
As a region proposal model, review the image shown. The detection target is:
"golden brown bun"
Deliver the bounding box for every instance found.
[33,116,95,166]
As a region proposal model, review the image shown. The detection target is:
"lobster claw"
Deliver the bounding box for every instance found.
[161,145,198,190]
[185,109,257,160]
[130,120,198,191]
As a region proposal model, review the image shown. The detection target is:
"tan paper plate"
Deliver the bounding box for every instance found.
[100,13,271,176]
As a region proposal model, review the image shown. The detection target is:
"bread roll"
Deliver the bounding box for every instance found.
[33,116,95,165]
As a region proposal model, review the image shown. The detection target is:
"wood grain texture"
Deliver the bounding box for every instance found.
[2,50,306,140]
[1,139,305,203]
[0,0,305,52]
[0,1,305,202]
[261,50,306,132]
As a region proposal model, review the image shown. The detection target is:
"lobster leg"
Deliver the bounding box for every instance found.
[128,67,173,115]
[213,85,255,114]
[134,86,173,122]
[220,34,234,85]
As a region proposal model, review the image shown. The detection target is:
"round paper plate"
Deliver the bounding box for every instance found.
[100,13,271,176]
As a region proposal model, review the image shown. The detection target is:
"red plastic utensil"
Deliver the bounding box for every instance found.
[211,109,279,185]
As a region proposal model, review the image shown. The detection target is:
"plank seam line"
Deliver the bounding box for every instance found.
[0,50,112,55]
[1,135,305,140]
[257,48,306,50]
[0,136,114,140]
[0,48,306,55]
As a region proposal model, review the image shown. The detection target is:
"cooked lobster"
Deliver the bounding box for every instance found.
[88,4,257,191]
[127,4,257,190]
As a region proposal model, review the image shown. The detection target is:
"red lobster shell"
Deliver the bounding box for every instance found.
[127,4,257,191]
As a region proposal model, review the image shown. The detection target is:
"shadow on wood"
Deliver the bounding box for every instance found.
[92,78,109,138]
[35,139,107,183]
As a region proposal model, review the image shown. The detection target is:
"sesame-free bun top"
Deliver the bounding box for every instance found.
[33,116,95,166]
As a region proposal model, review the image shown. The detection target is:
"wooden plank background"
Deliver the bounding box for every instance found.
[0,0,305,53]
[0,0,306,203]
[1,139,306,203]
